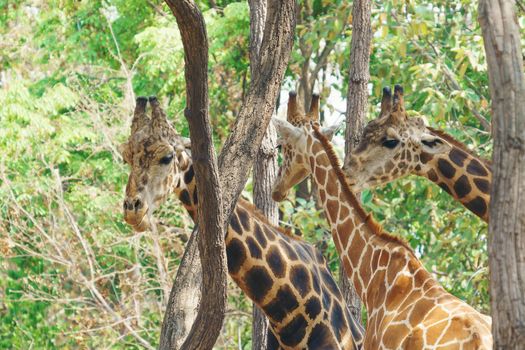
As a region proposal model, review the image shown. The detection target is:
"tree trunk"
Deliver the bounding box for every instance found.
[160,0,296,348]
[343,0,371,158]
[478,1,525,348]
[167,1,227,349]
[342,0,372,323]
[159,230,202,350]
[249,0,274,348]
[338,267,362,322]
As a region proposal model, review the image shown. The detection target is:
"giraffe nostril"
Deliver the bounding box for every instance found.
[124,198,143,211]
[125,199,135,211]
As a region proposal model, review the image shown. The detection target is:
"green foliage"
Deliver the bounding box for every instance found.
[363,1,490,139]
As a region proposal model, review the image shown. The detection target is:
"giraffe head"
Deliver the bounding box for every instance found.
[343,85,452,190]
[272,92,339,202]
[120,97,191,232]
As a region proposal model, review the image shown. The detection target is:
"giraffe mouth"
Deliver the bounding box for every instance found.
[345,179,359,191]
[124,206,151,232]
[131,214,151,232]
[272,190,287,202]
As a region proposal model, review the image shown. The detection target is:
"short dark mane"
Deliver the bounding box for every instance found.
[311,123,417,255]
[238,199,302,241]
[427,127,492,168]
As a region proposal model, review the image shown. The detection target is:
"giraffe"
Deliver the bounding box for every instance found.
[120,96,364,349]
[271,92,492,349]
[342,85,491,222]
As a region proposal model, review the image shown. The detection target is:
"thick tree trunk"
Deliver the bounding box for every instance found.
[344,0,371,158]
[160,1,296,348]
[159,231,201,350]
[166,1,227,349]
[478,1,525,349]
[249,0,274,348]
[342,0,372,323]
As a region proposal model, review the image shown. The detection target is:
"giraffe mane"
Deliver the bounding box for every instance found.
[427,127,492,168]
[238,199,302,241]
[311,123,417,255]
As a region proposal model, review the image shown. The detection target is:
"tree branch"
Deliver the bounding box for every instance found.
[146,0,169,17]
[517,0,525,14]
[311,39,337,82]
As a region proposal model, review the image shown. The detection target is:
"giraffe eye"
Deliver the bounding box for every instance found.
[421,139,443,147]
[160,154,174,165]
[382,139,399,149]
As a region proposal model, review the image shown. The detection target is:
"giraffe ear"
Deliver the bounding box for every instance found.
[175,144,185,155]
[320,121,342,140]
[272,117,302,143]
[175,145,190,170]
[179,136,191,149]
[420,132,450,154]
[131,97,149,133]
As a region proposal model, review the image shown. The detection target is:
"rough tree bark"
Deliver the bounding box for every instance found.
[344,0,371,158]
[478,1,525,349]
[159,231,201,350]
[341,0,372,323]
[160,0,296,349]
[166,1,227,349]
[248,0,275,348]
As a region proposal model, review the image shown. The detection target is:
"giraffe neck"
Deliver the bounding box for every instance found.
[308,127,440,315]
[173,163,198,220]
[172,155,362,349]
[417,137,491,222]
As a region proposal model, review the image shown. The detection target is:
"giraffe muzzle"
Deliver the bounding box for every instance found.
[271,189,287,202]
[123,197,151,232]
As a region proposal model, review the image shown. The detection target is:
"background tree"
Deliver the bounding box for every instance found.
[342,0,371,322]
[248,0,278,348]
[478,1,525,348]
